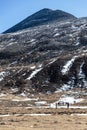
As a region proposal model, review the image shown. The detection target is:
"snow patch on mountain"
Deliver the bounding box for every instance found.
[61,84,71,91]
[78,62,87,87]
[54,33,60,37]
[27,68,42,80]
[7,42,17,47]
[75,42,80,46]
[0,71,9,81]
[30,66,36,69]
[78,62,85,78]
[61,56,77,75]
[48,58,57,65]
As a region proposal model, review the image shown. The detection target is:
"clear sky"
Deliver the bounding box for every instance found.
[0,0,87,33]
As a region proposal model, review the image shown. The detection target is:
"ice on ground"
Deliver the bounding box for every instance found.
[61,56,77,75]
[27,68,42,80]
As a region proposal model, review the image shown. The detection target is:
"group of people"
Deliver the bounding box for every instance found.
[56,101,70,108]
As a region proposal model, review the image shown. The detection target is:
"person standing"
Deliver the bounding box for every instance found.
[66,102,69,108]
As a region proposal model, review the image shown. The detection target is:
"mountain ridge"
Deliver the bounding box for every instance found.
[0,9,87,94]
[3,8,76,33]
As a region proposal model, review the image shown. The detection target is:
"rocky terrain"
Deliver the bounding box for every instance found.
[0,9,87,95]
[4,8,76,33]
[0,8,87,130]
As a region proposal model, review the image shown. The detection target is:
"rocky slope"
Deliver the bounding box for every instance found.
[0,9,87,94]
[4,8,76,33]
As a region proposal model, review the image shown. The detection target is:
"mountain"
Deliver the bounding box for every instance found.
[0,9,87,95]
[3,8,76,33]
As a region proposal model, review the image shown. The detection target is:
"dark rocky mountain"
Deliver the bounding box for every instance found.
[4,8,76,33]
[0,9,87,95]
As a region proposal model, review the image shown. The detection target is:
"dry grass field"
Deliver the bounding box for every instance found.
[0,110,87,130]
[0,90,87,130]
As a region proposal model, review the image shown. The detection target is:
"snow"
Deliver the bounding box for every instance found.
[7,42,16,46]
[71,114,87,116]
[0,114,51,117]
[78,62,85,79]
[55,84,72,93]
[30,39,36,42]
[24,98,39,101]
[12,99,20,102]
[0,93,6,97]
[61,84,71,91]
[27,68,42,80]
[83,50,87,53]
[54,33,60,37]
[59,95,83,104]
[61,56,77,75]
[75,42,80,46]
[71,25,77,29]
[46,25,50,28]
[30,66,36,69]
[0,71,9,81]
[69,106,87,109]
[38,64,42,68]
[48,58,57,65]
[50,94,84,108]
[0,114,10,117]
[25,114,51,116]
[20,92,27,97]
[11,88,19,92]
[35,101,47,105]
[12,98,38,101]
[54,28,58,31]
[22,73,26,76]
[78,62,87,87]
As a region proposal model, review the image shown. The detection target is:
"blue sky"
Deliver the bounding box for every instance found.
[0,0,87,33]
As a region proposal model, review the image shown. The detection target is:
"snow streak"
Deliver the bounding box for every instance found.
[0,71,9,81]
[27,68,42,80]
[61,56,77,75]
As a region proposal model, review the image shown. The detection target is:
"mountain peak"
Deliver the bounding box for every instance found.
[38,8,53,12]
[4,8,76,33]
